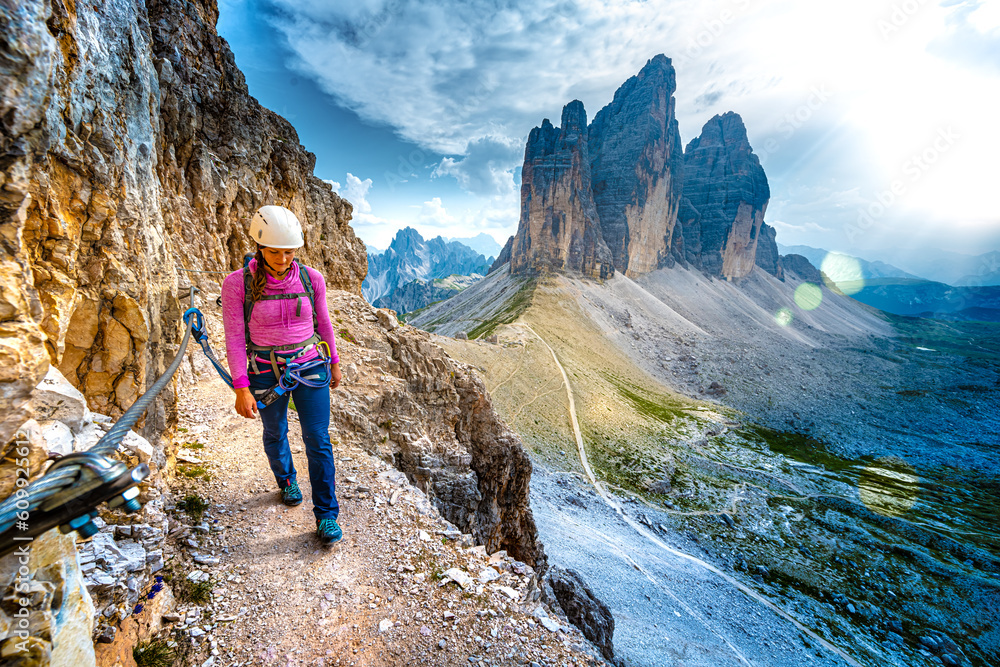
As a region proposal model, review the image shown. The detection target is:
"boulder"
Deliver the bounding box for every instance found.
[39,420,75,456]
[30,366,89,434]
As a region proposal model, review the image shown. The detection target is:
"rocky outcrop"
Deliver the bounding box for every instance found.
[509,102,614,279]
[364,227,490,305]
[0,0,367,446]
[782,254,823,283]
[675,112,770,280]
[0,529,97,666]
[754,223,784,279]
[589,55,684,277]
[543,566,617,664]
[489,236,514,274]
[0,365,172,665]
[328,294,545,568]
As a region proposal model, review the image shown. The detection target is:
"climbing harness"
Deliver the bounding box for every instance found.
[0,287,200,558]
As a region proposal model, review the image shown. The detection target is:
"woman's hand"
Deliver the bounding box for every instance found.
[234,387,258,418]
[331,362,342,389]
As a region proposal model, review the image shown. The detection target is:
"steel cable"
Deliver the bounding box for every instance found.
[0,288,196,534]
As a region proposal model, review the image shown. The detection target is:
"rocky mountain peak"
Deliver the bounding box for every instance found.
[388,226,425,254]
[675,111,772,280]
[507,56,779,284]
[509,101,614,279]
[589,53,684,277]
[561,99,588,135]
[364,228,491,309]
[686,111,759,160]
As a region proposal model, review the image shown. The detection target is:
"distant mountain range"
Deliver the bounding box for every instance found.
[875,248,1000,287]
[842,278,1000,321]
[776,244,923,281]
[777,244,1000,287]
[776,245,1000,321]
[363,227,493,314]
[444,233,503,261]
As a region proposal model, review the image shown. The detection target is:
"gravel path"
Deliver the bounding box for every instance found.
[159,374,606,667]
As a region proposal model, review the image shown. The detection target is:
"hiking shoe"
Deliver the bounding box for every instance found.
[316,518,342,545]
[280,478,303,506]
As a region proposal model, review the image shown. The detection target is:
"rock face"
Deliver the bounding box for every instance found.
[0,529,97,667]
[329,293,545,568]
[675,112,771,280]
[509,102,614,279]
[506,57,775,286]
[489,236,514,274]
[0,0,367,446]
[589,54,684,277]
[543,566,617,663]
[364,227,491,308]
[754,223,784,279]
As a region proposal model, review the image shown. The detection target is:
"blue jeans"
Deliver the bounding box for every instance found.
[248,364,339,520]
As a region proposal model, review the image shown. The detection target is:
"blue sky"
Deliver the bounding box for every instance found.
[217,0,1000,261]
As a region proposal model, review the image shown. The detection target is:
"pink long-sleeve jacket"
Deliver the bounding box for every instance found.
[220,259,339,389]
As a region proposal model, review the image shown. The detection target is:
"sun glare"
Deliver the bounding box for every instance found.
[794,283,823,311]
[821,252,865,295]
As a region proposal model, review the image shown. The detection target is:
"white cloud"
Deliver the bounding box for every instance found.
[770,220,830,234]
[432,135,523,198]
[416,197,454,226]
[326,173,401,248]
[391,196,520,246]
[266,0,998,252]
[327,173,383,221]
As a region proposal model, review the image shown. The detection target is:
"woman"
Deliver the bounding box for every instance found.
[220,205,343,545]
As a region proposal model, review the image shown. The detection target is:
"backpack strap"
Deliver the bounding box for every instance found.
[296,260,317,333]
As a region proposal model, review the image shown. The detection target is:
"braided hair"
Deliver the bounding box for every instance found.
[248,247,268,305]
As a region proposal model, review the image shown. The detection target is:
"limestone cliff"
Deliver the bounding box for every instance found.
[489,235,514,274]
[0,0,367,445]
[675,112,770,280]
[509,102,614,279]
[589,55,684,277]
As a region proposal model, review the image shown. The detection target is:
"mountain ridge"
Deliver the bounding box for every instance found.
[364,227,493,312]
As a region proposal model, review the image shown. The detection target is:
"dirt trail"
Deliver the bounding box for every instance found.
[160,374,603,667]
[515,323,862,667]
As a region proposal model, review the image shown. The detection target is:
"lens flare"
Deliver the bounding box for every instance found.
[775,307,793,326]
[858,457,919,517]
[794,283,823,311]
[821,252,865,295]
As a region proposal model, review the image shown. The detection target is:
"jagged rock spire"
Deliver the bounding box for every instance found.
[589,54,685,277]
[509,101,614,279]
[675,112,771,280]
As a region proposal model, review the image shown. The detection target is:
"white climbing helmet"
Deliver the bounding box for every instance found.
[249,205,304,248]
